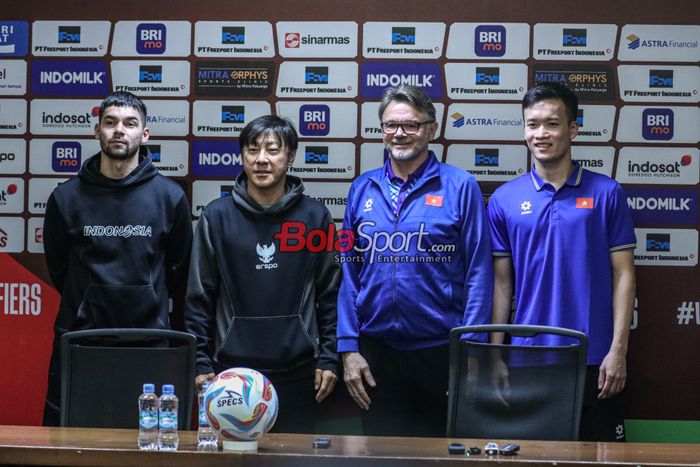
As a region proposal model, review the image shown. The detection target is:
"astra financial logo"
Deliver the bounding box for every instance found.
[221,105,245,124]
[299,104,330,136]
[475,67,499,85]
[222,26,245,44]
[305,66,328,84]
[649,69,673,88]
[474,148,499,166]
[451,112,465,128]
[474,25,506,57]
[563,28,587,47]
[139,65,162,83]
[51,142,81,172]
[646,233,671,252]
[305,146,329,164]
[642,108,674,140]
[58,26,81,44]
[136,23,166,54]
[627,34,641,50]
[391,27,416,45]
[32,60,108,96]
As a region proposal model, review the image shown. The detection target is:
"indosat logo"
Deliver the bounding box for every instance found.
[642,108,673,141]
[627,33,698,50]
[627,154,693,179]
[0,183,18,205]
[474,25,506,57]
[42,106,99,129]
[136,23,166,54]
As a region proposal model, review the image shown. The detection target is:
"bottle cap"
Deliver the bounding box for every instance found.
[162,384,175,394]
[143,383,155,393]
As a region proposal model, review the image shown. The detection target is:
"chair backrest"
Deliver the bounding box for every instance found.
[446,324,587,441]
[60,328,196,429]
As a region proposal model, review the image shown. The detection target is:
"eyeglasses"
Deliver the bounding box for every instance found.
[380,120,435,135]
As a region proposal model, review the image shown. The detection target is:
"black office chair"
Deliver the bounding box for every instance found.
[60,328,196,429]
[446,324,587,441]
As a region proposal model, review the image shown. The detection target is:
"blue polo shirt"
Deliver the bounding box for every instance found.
[488,162,636,364]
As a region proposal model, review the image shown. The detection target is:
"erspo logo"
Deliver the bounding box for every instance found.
[192,140,242,177]
[32,59,108,96]
[0,21,29,56]
[51,142,81,172]
[642,108,674,140]
[136,23,166,54]
[299,104,330,136]
[474,25,506,57]
[361,62,443,99]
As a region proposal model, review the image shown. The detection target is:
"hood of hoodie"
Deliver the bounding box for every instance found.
[232,172,305,216]
[78,146,158,190]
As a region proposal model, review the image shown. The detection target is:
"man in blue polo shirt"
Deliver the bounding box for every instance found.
[488,82,636,441]
[338,85,493,437]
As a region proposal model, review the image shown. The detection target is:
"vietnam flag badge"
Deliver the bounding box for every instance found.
[576,197,594,209]
[425,194,443,207]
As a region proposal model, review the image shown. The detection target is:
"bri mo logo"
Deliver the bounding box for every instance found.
[299,104,330,136]
[474,25,506,57]
[136,23,166,54]
[642,108,674,141]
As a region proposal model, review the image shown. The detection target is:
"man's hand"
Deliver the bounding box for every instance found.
[489,354,511,407]
[196,372,216,392]
[598,350,626,399]
[314,369,338,402]
[342,352,375,410]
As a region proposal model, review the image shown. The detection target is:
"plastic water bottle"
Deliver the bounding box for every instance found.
[158,384,179,451]
[197,381,218,451]
[137,383,158,450]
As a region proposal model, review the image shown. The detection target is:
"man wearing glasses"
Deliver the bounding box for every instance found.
[337,85,493,436]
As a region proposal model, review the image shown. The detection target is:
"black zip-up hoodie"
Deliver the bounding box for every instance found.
[184,173,341,377]
[43,149,193,334]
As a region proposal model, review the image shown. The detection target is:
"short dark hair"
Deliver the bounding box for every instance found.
[522,82,578,124]
[239,115,298,153]
[99,91,148,124]
[378,85,436,123]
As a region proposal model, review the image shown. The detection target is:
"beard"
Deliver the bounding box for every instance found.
[100,139,141,161]
[385,138,429,162]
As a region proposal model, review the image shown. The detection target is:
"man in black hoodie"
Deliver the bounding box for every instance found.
[42,91,193,425]
[185,115,340,433]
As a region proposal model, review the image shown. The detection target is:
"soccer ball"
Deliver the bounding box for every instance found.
[205,368,278,444]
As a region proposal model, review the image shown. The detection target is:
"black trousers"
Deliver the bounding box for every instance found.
[359,335,449,437]
[579,365,627,442]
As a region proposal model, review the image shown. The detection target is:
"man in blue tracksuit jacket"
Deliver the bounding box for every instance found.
[337,85,493,437]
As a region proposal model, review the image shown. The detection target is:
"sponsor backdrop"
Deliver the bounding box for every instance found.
[0,0,698,440]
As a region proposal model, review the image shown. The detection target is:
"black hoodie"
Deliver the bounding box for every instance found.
[184,173,341,377]
[43,149,193,334]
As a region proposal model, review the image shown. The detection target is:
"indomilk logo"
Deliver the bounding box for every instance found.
[305,66,328,84]
[649,69,673,88]
[83,225,153,238]
[221,105,245,124]
[299,104,330,136]
[642,108,674,141]
[58,26,81,44]
[51,141,81,172]
[474,25,506,57]
[136,23,166,54]
[474,148,499,166]
[139,65,162,83]
[392,27,416,45]
[222,26,245,44]
[145,144,161,162]
[646,233,670,252]
[305,146,329,164]
[563,28,587,47]
[475,67,499,85]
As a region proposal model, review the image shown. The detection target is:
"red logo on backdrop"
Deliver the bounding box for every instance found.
[285,32,300,48]
[0,253,60,425]
[34,227,44,244]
